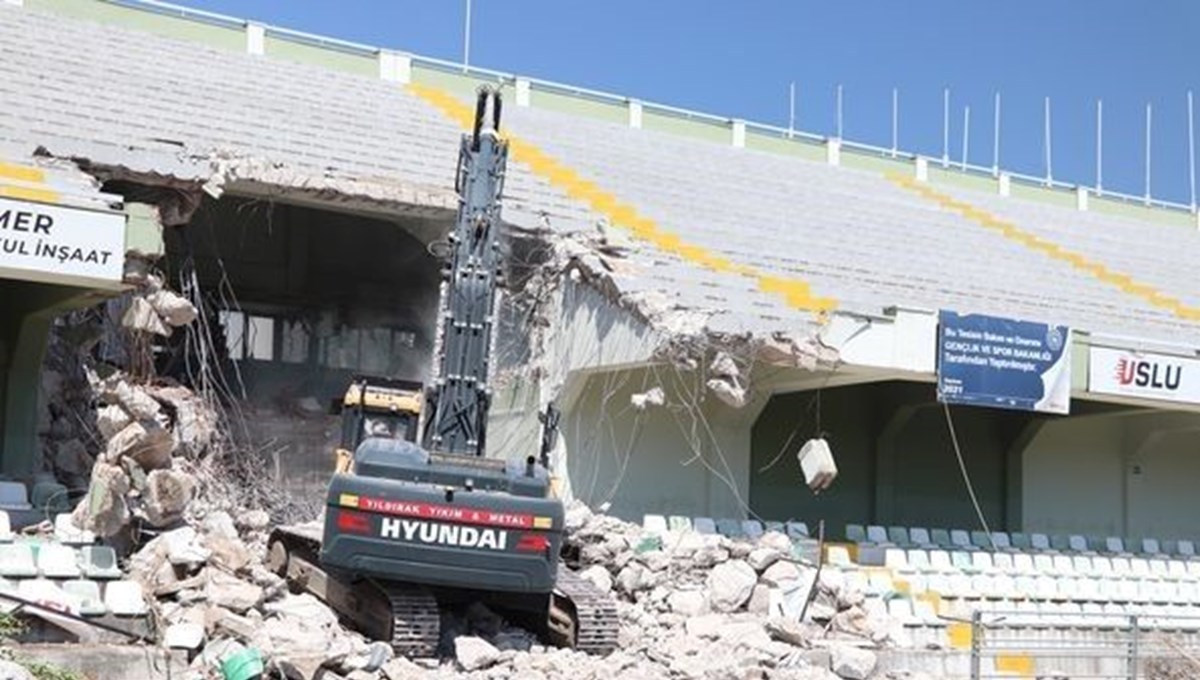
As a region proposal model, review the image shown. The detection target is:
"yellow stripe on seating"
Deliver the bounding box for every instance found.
[886,173,1200,321]
[0,184,60,203]
[408,83,838,315]
[0,162,44,184]
[995,653,1034,676]
[946,622,972,649]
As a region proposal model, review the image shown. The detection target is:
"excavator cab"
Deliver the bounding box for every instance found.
[333,377,423,473]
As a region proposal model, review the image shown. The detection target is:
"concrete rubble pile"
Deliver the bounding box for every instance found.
[133,500,930,680]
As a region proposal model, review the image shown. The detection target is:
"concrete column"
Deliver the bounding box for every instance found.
[246,23,265,55]
[1076,186,1089,211]
[915,156,928,182]
[998,172,1011,197]
[628,100,643,129]
[0,282,89,478]
[826,138,841,166]
[731,119,746,148]
[378,51,412,84]
[515,78,531,107]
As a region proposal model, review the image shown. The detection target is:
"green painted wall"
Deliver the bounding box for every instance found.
[124,202,163,257]
[745,132,826,162]
[1091,196,1195,228]
[28,0,244,51]
[750,381,1033,537]
[264,37,375,77]
[531,91,627,125]
[642,111,731,145]
[1011,182,1076,208]
[928,167,998,194]
[842,151,914,176]
[412,66,494,102]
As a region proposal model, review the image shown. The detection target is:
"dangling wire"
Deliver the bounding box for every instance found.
[943,402,996,551]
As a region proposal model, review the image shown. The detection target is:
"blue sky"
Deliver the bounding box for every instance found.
[180,1,1199,205]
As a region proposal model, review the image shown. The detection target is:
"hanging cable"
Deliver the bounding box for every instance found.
[943,402,996,551]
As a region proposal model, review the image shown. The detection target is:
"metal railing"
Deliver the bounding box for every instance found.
[94,0,1200,216]
[970,609,1200,679]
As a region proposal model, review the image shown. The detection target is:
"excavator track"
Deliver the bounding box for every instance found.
[549,565,620,655]
[378,583,440,658]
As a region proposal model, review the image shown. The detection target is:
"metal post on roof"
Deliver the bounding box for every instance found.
[1044,96,1053,184]
[961,105,970,170]
[891,87,898,157]
[1189,91,1196,210]
[462,0,472,71]
[789,82,796,139]
[942,88,950,168]
[992,92,1001,177]
[1145,102,1153,204]
[836,84,843,139]
[1096,99,1104,195]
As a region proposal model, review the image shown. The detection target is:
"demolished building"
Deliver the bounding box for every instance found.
[3,0,1200,545]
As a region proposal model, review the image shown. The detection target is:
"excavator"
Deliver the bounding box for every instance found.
[266,87,618,658]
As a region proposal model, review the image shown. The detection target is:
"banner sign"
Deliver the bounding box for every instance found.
[937,310,1071,414]
[0,196,125,286]
[1088,346,1200,405]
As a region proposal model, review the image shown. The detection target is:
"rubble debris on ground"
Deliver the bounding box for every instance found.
[120,500,922,680]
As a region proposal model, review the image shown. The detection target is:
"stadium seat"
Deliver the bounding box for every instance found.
[990,532,1012,551]
[1105,536,1127,555]
[971,552,994,574]
[1068,535,1089,553]
[716,519,742,537]
[62,580,106,616]
[867,571,895,597]
[1052,555,1074,576]
[929,550,954,574]
[104,581,147,617]
[858,546,886,567]
[693,517,716,535]
[1167,560,1188,581]
[0,513,10,543]
[1142,538,1162,556]
[1033,575,1058,600]
[1178,540,1197,559]
[784,521,809,540]
[930,529,953,549]
[992,552,1014,574]
[951,551,973,572]
[0,483,30,511]
[1033,553,1055,576]
[1049,534,1071,552]
[1030,533,1051,552]
[1130,558,1151,579]
[969,530,991,550]
[845,524,867,544]
[1012,553,1035,576]
[642,515,668,535]
[763,520,783,534]
[906,549,930,572]
[887,526,910,547]
[909,527,934,548]
[1071,555,1095,577]
[866,525,889,545]
[884,548,909,571]
[742,520,764,539]
[827,546,852,567]
[668,516,692,532]
[950,530,972,551]
[1009,532,1031,552]
[1092,556,1114,578]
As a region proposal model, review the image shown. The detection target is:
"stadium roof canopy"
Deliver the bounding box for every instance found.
[3,0,1199,366]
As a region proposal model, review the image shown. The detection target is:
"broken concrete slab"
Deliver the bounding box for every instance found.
[706,559,757,612]
[454,636,500,672]
[72,461,130,538]
[830,644,877,680]
[141,468,196,527]
[105,420,174,470]
[205,570,263,614]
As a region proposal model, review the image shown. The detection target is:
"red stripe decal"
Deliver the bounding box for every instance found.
[355,496,535,529]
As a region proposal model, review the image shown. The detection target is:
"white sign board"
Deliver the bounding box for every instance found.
[1088,346,1200,405]
[0,196,125,286]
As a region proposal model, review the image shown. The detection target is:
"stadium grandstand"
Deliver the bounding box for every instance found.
[3,0,1200,675]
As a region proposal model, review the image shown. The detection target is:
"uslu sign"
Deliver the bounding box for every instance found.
[1088,346,1200,405]
[0,197,125,286]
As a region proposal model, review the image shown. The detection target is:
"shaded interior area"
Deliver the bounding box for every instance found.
[160,196,445,492]
[748,380,1176,543]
